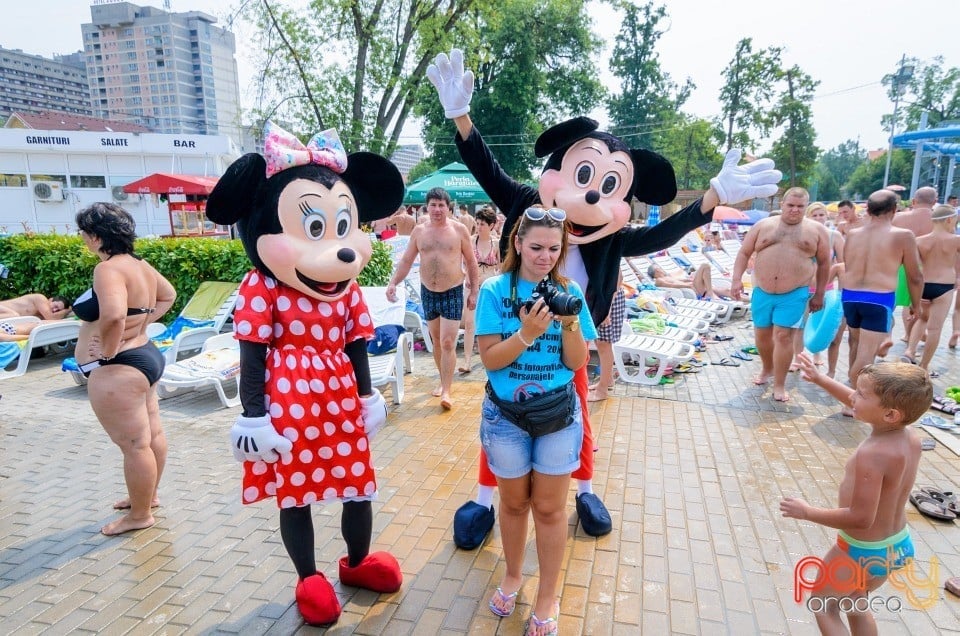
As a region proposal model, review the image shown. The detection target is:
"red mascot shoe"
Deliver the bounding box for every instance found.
[338,551,402,593]
[295,573,341,626]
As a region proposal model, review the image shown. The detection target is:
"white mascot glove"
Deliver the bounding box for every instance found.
[230,414,293,463]
[425,48,475,119]
[709,149,783,205]
[360,389,388,440]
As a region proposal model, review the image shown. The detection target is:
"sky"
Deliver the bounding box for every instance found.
[2,0,958,154]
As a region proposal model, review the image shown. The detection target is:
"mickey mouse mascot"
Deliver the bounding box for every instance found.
[205,122,404,626]
[426,50,782,547]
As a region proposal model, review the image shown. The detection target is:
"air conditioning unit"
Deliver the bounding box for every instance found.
[33,181,64,202]
[112,185,130,202]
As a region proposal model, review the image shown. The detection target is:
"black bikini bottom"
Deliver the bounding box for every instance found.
[78,342,165,385]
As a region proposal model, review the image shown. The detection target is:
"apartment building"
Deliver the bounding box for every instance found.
[81,1,241,141]
[0,48,92,120]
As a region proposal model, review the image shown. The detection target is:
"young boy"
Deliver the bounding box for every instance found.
[780,354,932,635]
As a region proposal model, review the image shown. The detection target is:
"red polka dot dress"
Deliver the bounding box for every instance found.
[233,271,377,509]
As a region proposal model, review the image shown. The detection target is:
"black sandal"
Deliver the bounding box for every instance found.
[909,491,957,521]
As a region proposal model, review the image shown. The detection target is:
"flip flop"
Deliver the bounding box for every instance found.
[709,333,734,342]
[715,357,740,367]
[909,491,957,521]
[741,346,759,355]
[731,350,753,361]
[489,587,519,617]
[918,486,960,515]
[458,366,473,376]
[930,396,959,415]
[920,438,937,451]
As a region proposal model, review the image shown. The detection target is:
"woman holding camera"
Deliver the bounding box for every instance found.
[475,206,596,635]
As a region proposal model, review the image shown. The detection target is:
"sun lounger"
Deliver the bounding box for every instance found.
[1,316,82,380]
[612,334,696,386]
[157,332,241,408]
[361,286,414,405]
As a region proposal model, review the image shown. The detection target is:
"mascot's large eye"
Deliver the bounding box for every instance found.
[335,207,352,238]
[575,162,594,187]
[600,172,621,196]
[300,202,327,240]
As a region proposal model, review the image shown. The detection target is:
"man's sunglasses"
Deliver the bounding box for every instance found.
[523,207,566,222]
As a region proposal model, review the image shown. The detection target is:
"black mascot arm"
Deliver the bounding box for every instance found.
[238,340,269,418]
[455,127,536,218]
[345,338,372,397]
[621,198,715,257]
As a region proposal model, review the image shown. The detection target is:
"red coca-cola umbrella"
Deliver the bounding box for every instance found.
[712,205,749,221]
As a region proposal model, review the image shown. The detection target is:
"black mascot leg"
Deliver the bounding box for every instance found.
[341,500,372,567]
[280,506,317,579]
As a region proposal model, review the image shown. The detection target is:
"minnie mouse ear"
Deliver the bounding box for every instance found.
[534,117,599,158]
[341,152,405,223]
[206,153,266,224]
[631,148,677,205]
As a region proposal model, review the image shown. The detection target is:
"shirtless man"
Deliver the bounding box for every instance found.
[386,187,479,409]
[901,204,960,373]
[886,186,937,351]
[648,262,730,299]
[841,189,922,415]
[389,207,417,236]
[835,199,861,238]
[457,204,476,235]
[731,187,830,402]
[0,293,71,320]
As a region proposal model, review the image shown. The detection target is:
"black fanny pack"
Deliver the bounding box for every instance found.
[485,381,575,438]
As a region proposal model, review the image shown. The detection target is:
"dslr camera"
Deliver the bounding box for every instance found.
[521,277,582,316]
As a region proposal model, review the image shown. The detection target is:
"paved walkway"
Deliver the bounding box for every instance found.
[1,317,958,635]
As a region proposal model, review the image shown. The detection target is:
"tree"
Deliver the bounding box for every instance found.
[814,140,866,200]
[417,0,604,180]
[890,56,960,132]
[718,38,783,153]
[845,149,912,200]
[243,0,488,155]
[767,65,819,188]
[656,117,725,190]
[406,158,437,184]
[605,1,694,152]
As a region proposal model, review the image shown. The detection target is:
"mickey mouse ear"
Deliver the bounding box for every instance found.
[631,148,677,205]
[341,152,405,223]
[206,153,267,224]
[534,117,599,158]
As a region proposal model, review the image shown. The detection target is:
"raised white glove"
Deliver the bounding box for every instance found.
[360,389,388,440]
[425,49,475,119]
[709,149,783,205]
[230,414,292,463]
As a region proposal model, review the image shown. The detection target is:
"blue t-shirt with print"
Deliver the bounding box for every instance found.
[476,273,596,402]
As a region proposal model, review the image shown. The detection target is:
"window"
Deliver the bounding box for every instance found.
[0,174,27,188]
[30,174,67,186]
[70,175,107,189]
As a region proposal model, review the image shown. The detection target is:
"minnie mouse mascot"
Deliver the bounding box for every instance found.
[205,122,404,626]
[426,50,781,546]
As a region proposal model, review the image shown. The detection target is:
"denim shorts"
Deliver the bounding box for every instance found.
[479,395,583,479]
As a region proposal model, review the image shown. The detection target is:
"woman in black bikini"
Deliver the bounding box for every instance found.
[74,203,177,536]
[460,206,500,374]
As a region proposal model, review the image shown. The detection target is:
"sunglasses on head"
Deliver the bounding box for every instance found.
[523,207,566,222]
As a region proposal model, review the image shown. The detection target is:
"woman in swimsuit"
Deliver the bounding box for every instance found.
[74,202,177,536]
[460,206,501,374]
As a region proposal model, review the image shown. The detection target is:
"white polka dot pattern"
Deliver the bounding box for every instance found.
[234,273,377,507]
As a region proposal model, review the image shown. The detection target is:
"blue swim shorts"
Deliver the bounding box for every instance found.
[421,283,464,321]
[750,286,809,329]
[479,395,583,479]
[841,288,895,333]
[837,527,914,579]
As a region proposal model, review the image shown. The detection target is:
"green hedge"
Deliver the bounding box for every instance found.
[0,234,395,321]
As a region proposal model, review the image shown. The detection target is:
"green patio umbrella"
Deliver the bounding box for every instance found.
[403,162,491,205]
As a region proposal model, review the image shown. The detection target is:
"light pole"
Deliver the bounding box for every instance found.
[883,55,915,188]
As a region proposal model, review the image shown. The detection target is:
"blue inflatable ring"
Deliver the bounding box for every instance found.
[804,289,843,353]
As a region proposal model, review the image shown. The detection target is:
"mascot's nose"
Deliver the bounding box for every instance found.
[585,190,600,205]
[337,248,357,263]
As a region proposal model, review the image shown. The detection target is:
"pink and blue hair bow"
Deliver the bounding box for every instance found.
[263,121,348,178]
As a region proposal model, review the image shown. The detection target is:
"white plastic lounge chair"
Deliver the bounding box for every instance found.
[612,334,696,386]
[0,316,81,380]
[361,286,414,405]
[157,333,241,408]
